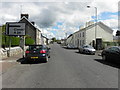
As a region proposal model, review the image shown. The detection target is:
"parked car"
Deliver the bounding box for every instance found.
[66,44,75,49]
[101,46,120,62]
[78,45,96,55]
[25,45,50,63]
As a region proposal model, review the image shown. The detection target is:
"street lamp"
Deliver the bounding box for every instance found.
[87,6,97,49]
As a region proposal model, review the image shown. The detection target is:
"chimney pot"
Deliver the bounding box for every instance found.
[21,14,29,19]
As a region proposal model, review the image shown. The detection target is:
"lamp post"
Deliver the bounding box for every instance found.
[87,6,97,49]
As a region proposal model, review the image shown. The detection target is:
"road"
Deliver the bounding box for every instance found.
[2,44,118,88]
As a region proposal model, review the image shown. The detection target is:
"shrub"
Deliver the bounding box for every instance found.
[102,42,119,49]
[25,37,34,45]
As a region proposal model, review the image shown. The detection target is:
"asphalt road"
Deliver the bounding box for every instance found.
[2,43,118,88]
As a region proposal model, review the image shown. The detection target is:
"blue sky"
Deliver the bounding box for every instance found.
[90,12,118,22]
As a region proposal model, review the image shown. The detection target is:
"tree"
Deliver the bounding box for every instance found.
[52,37,56,42]
[116,30,120,36]
[116,30,120,45]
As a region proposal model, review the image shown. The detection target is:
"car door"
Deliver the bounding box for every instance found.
[107,47,119,60]
[104,47,113,60]
[111,47,120,61]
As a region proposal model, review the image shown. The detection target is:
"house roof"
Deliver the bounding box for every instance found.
[19,16,41,31]
[67,34,73,39]
[81,22,113,33]
[41,34,49,40]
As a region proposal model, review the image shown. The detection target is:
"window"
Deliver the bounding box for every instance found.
[82,40,85,45]
[108,47,120,52]
[80,33,81,37]
[82,32,84,37]
[80,40,81,46]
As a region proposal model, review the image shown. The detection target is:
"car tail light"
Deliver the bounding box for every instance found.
[25,51,30,53]
[40,50,46,53]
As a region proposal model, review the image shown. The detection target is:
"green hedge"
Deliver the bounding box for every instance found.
[25,37,34,45]
[2,35,35,47]
[102,42,119,49]
[2,35,20,47]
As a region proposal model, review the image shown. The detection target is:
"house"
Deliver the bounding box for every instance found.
[19,14,42,45]
[41,35,49,45]
[66,34,74,46]
[66,21,113,50]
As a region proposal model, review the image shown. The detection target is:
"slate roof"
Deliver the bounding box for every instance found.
[19,16,41,32]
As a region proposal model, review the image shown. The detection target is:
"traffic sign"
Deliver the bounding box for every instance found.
[6,22,25,36]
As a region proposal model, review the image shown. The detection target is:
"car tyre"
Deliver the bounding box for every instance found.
[25,58,30,63]
[91,52,95,55]
[44,56,48,62]
[102,55,108,61]
[48,55,50,58]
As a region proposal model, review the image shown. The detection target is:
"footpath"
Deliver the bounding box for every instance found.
[0,46,24,75]
[0,52,23,75]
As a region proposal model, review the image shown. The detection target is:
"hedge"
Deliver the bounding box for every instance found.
[102,42,119,49]
[2,35,20,47]
[25,37,34,45]
[2,35,35,47]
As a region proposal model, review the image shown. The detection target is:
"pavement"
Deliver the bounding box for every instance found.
[0,53,23,74]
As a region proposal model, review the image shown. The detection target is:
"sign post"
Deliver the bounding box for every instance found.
[20,36,25,58]
[6,22,26,57]
[8,36,11,57]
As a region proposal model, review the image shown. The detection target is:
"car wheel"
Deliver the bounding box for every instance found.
[83,50,86,54]
[45,56,48,62]
[48,55,50,58]
[102,55,107,61]
[91,52,95,55]
[25,59,30,63]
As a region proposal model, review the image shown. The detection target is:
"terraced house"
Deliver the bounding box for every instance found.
[66,21,113,50]
[19,14,42,45]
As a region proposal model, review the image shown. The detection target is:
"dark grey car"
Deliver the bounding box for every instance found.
[101,46,120,62]
[25,45,50,62]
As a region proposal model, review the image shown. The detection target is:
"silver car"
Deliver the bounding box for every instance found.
[78,45,96,55]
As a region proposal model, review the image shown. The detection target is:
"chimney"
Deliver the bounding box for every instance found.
[31,22,35,25]
[21,14,29,19]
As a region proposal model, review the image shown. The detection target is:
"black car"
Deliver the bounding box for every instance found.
[101,46,120,62]
[25,45,50,62]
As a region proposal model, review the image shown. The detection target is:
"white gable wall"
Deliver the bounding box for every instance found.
[86,25,113,45]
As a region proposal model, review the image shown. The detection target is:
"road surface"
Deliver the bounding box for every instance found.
[2,44,118,88]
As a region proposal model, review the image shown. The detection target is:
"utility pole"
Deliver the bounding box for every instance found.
[87,6,98,49]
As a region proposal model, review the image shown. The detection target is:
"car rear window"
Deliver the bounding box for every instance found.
[29,45,43,50]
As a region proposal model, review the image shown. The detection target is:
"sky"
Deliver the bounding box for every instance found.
[0,0,119,39]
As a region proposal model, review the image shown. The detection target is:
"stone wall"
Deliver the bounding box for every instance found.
[0,46,28,59]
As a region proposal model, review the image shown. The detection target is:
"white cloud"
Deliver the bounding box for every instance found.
[100,18,118,36]
[0,1,119,38]
[101,19,118,29]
